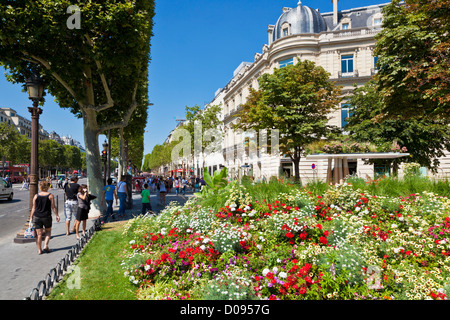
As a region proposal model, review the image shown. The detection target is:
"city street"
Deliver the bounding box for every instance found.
[0,178,86,245]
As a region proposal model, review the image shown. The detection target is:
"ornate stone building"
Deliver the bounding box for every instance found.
[174,1,449,181]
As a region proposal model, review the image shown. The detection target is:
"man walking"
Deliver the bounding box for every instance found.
[63,176,79,235]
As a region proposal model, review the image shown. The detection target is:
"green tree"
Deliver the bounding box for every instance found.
[63,144,82,171]
[181,104,222,172]
[235,59,342,182]
[0,1,154,214]
[375,0,450,119]
[0,122,30,164]
[346,80,450,173]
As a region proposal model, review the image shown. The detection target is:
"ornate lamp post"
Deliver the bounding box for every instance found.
[102,140,108,186]
[14,71,45,243]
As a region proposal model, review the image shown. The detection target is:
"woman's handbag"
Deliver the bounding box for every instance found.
[24,223,36,239]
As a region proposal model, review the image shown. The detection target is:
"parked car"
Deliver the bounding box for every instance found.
[0,177,14,201]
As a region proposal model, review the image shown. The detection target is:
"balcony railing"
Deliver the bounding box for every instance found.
[338,70,359,78]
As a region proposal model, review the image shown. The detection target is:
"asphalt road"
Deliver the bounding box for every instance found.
[0,178,87,245]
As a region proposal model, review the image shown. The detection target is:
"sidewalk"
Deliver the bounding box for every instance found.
[0,188,193,300]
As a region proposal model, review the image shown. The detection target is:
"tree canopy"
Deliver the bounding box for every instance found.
[0,0,154,214]
[375,0,450,119]
[346,80,450,172]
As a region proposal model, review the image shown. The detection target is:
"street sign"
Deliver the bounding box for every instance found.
[311,163,316,170]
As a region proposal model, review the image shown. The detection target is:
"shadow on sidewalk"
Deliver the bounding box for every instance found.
[101,189,195,224]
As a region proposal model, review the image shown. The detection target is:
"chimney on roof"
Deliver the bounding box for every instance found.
[332,0,339,25]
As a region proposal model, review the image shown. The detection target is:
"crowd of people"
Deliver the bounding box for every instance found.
[27,173,208,255]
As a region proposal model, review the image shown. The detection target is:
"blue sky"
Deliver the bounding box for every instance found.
[0,0,386,161]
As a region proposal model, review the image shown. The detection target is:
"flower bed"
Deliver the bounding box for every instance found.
[121,182,450,300]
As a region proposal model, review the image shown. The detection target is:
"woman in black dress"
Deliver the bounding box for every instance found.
[30,181,60,254]
[75,184,90,240]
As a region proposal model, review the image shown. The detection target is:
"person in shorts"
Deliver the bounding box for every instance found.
[158,177,167,206]
[30,181,60,254]
[75,184,90,240]
[64,176,80,235]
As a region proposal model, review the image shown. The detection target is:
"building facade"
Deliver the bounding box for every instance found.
[162,1,449,181]
[0,107,85,152]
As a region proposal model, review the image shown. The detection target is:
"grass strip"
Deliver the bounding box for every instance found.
[47,221,136,300]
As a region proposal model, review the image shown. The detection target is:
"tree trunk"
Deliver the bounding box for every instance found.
[83,109,104,218]
[118,128,124,181]
[293,157,301,183]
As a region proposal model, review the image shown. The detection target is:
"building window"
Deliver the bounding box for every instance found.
[283,28,289,37]
[374,18,382,26]
[342,23,349,30]
[341,103,353,128]
[279,58,294,68]
[341,55,354,76]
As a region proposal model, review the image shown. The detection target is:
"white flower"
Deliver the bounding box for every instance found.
[273,267,278,274]
[129,240,135,245]
[391,224,398,229]
[279,272,287,279]
[200,245,206,251]
[262,268,270,276]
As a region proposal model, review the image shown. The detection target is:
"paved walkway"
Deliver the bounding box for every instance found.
[0,188,194,300]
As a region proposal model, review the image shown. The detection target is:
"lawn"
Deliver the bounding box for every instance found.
[47,221,137,300]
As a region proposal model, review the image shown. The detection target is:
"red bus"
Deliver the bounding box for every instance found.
[0,161,29,183]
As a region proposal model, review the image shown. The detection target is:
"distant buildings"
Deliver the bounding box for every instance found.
[0,107,85,152]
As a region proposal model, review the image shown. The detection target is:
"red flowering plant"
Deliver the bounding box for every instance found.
[124,229,221,286]
[252,261,323,299]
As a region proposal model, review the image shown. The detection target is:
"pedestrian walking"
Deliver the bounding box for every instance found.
[63,176,80,236]
[117,176,128,218]
[75,184,91,240]
[141,183,152,215]
[29,180,60,254]
[174,177,179,196]
[180,178,186,195]
[158,177,167,206]
[20,179,29,190]
[101,177,117,223]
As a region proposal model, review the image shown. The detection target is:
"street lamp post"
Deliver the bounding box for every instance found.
[14,71,45,244]
[102,140,108,186]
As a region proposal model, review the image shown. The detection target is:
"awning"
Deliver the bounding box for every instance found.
[305,152,410,160]
[305,152,410,184]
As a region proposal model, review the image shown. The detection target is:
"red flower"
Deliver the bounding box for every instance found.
[146,259,152,265]
[285,232,294,238]
[323,230,329,237]
[319,237,328,245]
[298,287,307,294]
[316,224,323,230]
[266,272,274,279]
[299,232,307,240]
[254,276,261,281]
[151,235,158,241]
